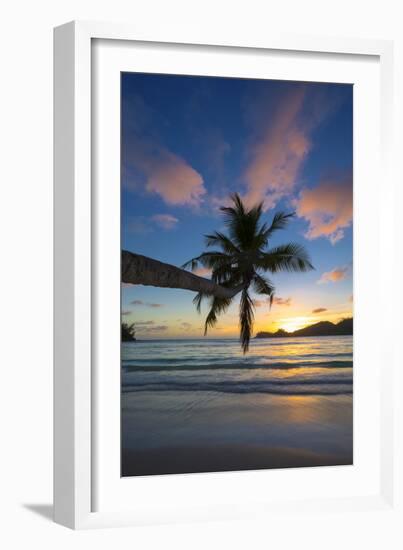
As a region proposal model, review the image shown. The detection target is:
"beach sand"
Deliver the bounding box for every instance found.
[121,390,353,476]
[122,444,352,476]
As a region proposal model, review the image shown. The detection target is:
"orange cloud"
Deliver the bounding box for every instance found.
[312,307,327,313]
[295,175,352,244]
[243,87,311,209]
[318,267,348,284]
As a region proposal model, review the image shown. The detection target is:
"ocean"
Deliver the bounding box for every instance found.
[121,336,353,476]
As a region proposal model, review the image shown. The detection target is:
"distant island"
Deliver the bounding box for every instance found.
[255,318,353,339]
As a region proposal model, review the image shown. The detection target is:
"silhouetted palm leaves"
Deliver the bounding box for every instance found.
[183,193,313,353]
[122,322,136,342]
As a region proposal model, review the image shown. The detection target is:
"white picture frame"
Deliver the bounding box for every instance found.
[54,20,399,530]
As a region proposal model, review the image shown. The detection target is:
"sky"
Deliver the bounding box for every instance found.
[121,73,353,339]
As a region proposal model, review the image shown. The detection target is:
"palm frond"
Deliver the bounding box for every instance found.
[182,251,232,271]
[257,243,314,273]
[263,211,296,238]
[252,222,271,249]
[252,273,275,297]
[204,295,233,335]
[205,231,240,254]
[192,292,206,314]
[220,194,250,249]
[239,289,255,353]
[247,201,264,231]
[220,194,266,251]
[211,265,240,285]
[181,257,198,271]
[250,212,295,250]
[220,193,245,217]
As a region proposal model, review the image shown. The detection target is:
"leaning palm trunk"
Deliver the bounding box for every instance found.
[122,250,243,299]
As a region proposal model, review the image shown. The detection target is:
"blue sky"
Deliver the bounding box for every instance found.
[121,73,353,338]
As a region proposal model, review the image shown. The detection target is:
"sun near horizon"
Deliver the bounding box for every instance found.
[122,280,353,339]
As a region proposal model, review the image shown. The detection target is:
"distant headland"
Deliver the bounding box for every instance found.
[255,318,353,339]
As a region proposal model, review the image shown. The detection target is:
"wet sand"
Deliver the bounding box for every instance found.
[122,444,352,476]
[121,390,353,477]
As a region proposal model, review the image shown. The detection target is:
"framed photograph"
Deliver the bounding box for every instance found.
[54,21,398,529]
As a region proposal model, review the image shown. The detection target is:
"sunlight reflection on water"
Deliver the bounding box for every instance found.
[121,336,353,474]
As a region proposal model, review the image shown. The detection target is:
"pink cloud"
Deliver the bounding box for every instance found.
[243,88,311,209]
[124,140,205,207]
[151,214,179,230]
[253,299,268,307]
[123,93,206,207]
[253,296,291,307]
[318,267,349,284]
[193,267,212,278]
[273,297,292,306]
[144,150,206,206]
[295,175,352,244]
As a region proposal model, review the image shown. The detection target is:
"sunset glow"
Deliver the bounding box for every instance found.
[121,74,352,339]
[278,317,314,333]
[121,73,354,477]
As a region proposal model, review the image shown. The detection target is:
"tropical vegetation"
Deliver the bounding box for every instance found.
[183,194,314,352]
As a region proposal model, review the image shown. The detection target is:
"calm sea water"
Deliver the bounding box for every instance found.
[122,336,353,396]
[121,336,353,475]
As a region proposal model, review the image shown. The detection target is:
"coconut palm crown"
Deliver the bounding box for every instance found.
[183,193,314,353]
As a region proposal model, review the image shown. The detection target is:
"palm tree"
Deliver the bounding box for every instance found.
[122,322,136,342]
[183,193,314,353]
